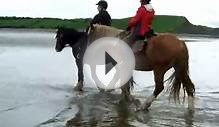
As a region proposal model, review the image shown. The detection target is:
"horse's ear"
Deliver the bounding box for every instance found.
[56,26,64,39]
[57,25,65,30]
[57,25,61,30]
[56,26,62,33]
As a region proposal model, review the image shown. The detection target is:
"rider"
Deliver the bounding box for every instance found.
[127,0,156,52]
[91,0,112,26]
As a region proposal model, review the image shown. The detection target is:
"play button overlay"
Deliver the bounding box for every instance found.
[105,52,117,74]
[83,37,135,90]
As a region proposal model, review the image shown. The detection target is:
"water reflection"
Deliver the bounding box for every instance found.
[66,92,135,127]
[65,91,203,127]
[0,30,219,127]
[66,92,154,127]
[184,109,195,127]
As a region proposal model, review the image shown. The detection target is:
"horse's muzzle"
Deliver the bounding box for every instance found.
[55,48,62,52]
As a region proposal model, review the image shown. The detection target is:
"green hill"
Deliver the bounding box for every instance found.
[0,16,218,35]
[0,17,88,29]
[111,16,189,32]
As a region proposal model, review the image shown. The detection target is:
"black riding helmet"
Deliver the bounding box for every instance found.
[96,0,108,9]
[141,0,151,4]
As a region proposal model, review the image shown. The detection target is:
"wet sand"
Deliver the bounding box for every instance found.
[0,29,219,127]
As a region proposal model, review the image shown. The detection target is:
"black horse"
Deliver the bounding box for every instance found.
[55,27,133,100]
[55,28,88,91]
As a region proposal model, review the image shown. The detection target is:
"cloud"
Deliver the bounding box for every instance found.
[152,0,219,27]
[0,0,218,27]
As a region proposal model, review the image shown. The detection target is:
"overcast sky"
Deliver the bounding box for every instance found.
[0,0,219,27]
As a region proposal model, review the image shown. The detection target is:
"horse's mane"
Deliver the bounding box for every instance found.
[56,27,88,46]
[58,27,87,38]
[90,24,131,41]
[91,24,123,37]
[57,27,84,36]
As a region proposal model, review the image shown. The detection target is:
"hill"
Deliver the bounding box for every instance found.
[0,16,218,35]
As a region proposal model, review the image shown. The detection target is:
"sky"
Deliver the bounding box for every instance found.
[0,0,219,28]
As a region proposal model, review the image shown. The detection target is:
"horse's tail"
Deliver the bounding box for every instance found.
[168,41,195,103]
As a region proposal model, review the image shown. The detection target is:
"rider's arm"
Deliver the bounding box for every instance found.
[91,14,101,25]
[128,7,144,27]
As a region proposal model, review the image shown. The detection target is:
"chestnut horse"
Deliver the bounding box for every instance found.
[55,25,195,110]
[86,24,195,110]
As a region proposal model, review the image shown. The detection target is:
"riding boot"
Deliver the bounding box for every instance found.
[139,41,147,52]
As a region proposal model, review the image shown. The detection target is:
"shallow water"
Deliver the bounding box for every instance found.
[0,29,219,127]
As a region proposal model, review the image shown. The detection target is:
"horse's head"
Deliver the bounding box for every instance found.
[55,27,88,52]
[55,28,66,52]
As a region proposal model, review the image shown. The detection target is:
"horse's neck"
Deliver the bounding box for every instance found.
[66,32,87,47]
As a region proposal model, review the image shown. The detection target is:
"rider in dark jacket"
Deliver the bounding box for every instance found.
[91,0,112,26]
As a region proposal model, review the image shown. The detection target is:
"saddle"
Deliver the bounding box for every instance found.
[146,29,157,39]
[135,29,157,52]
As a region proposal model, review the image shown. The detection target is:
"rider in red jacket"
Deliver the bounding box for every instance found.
[127,0,155,51]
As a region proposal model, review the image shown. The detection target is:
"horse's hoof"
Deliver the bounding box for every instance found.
[133,99,141,107]
[105,89,114,93]
[120,94,135,103]
[73,81,83,91]
[135,107,149,112]
[135,106,149,112]
[66,117,82,127]
[135,105,143,112]
[188,96,195,110]
[73,86,83,91]
[97,87,105,92]
[127,95,135,102]
[135,102,151,112]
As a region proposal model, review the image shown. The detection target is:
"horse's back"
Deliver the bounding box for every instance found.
[147,34,186,65]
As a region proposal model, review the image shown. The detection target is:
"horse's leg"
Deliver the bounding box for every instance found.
[108,65,134,101]
[180,41,195,110]
[74,57,84,91]
[90,64,105,92]
[171,66,195,110]
[183,74,195,110]
[72,47,84,91]
[121,77,134,102]
[171,44,195,110]
[105,71,119,92]
[138,69,165,110]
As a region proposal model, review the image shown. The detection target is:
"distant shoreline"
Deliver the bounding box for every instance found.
[1,28,219,39]
[176,33,219,38]
[0,28,56,32]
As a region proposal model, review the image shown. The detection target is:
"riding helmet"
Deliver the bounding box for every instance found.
[96,0,108,9]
